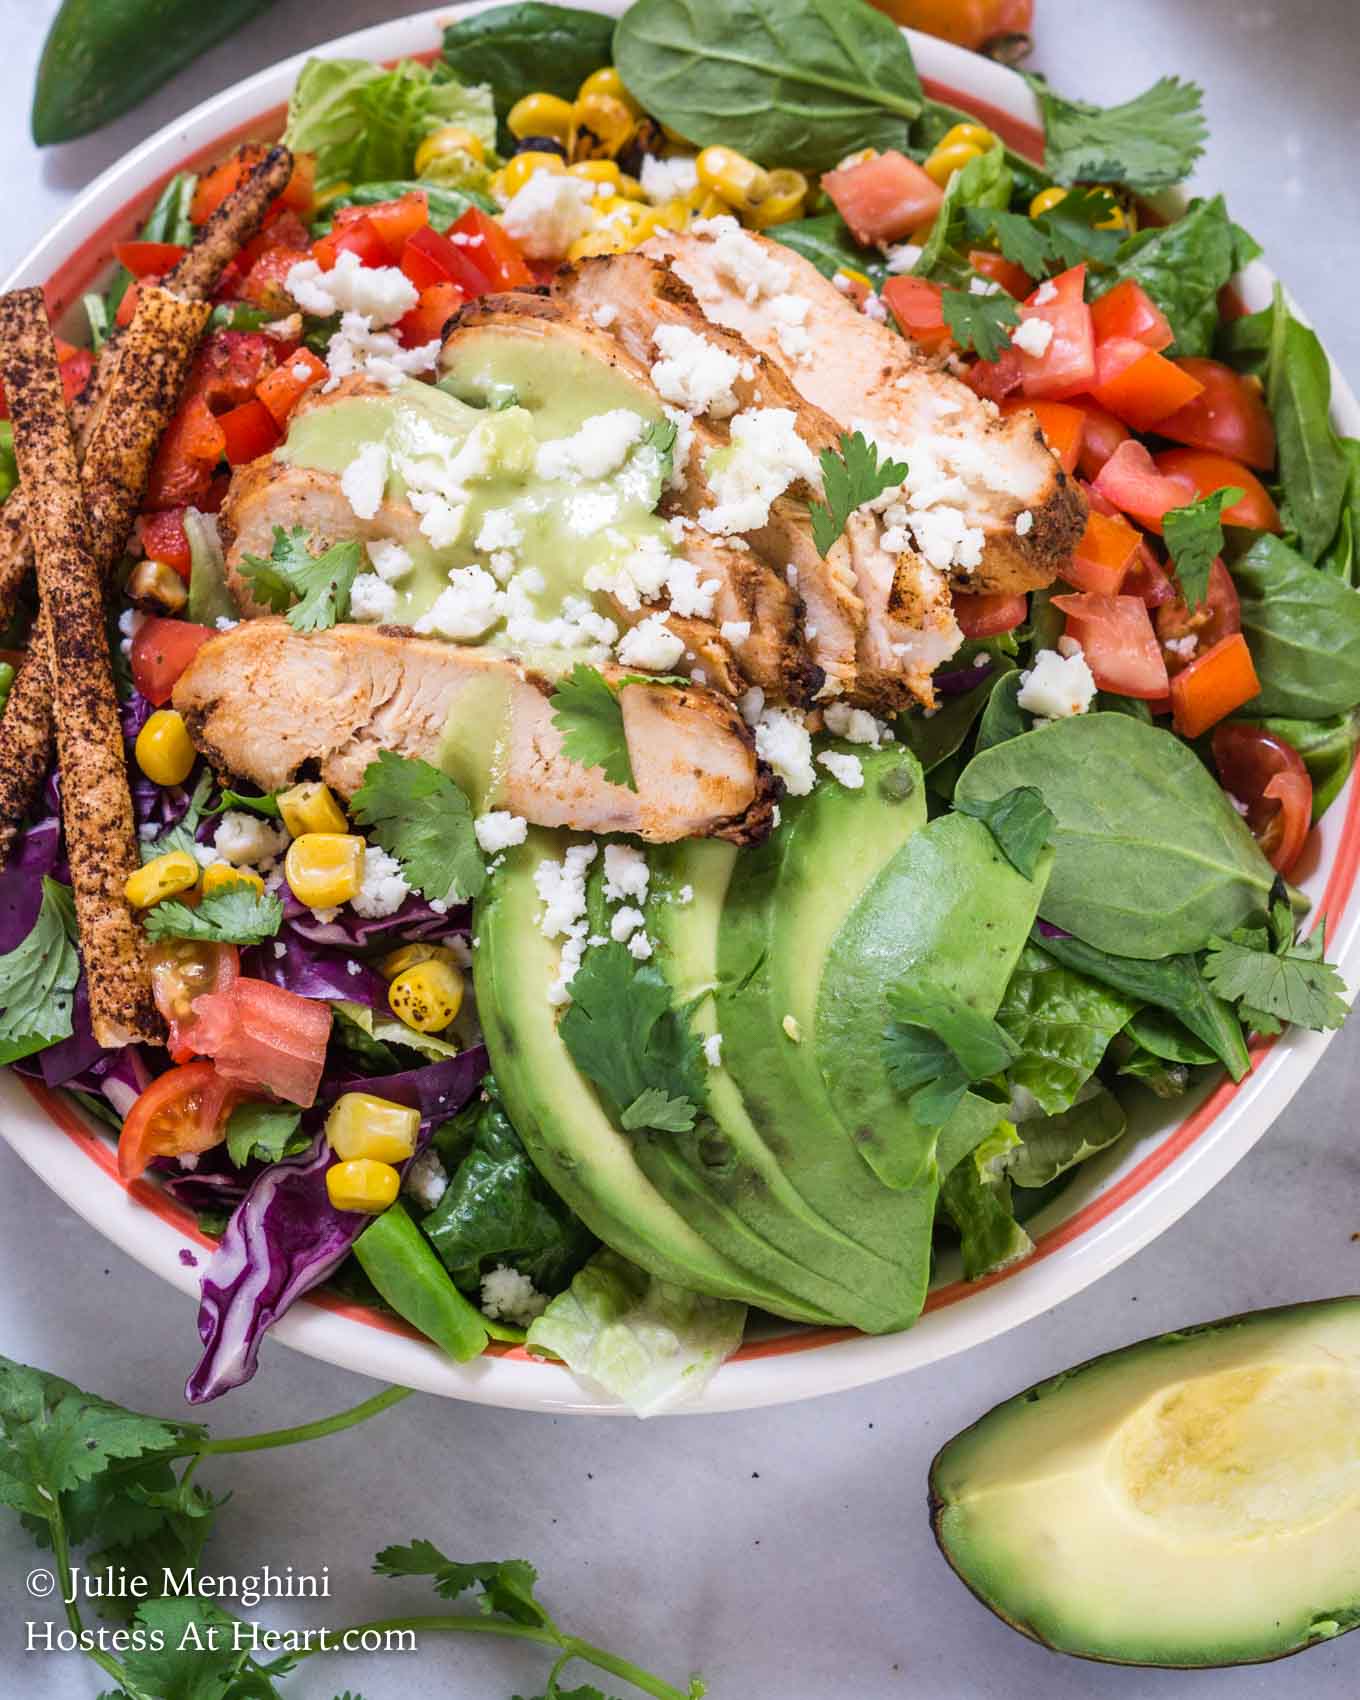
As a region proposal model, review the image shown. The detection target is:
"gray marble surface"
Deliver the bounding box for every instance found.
[2,2,1359,1695]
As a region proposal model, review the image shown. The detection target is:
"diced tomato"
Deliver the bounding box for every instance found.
[217,398,281,466]
[1156,358,1276,471]
[1122,550,1176,609]
[1074,400,1130,481]
[139,508,193,579]
[238,246,305,312]
[150,941,240,1064]
[1017,265,1095,401]
[114,276,152,328]
[1062,510,1141,596]
[881,275,953,353]
[1152,448,1282,532]
[335,190,429,262]
[1001,398,1085,475]
[146,396,227,508]
[968,249,1032,300]
[1168,632,1261,739]
[963,345,1024,401]
[187,979,333,1108]
[398,223,492,298]
[1155,558,1241,674]
[312,214,392,273]
[194,332,277,413]
[131,618,215,706]
[954,590,1028,638]
[255,347,328,428]
[59,347,94,408]
[114,239,187,279]
[1090,279,1173,352]
[395,282,467,350]
[117,1060,245,1183]
[1093,439,1196,535]
[821,149,945,247]
[1051,592,1170,699]
[1089,338,1206,433]
[1212,724,1313,874]
[449,208,535,291]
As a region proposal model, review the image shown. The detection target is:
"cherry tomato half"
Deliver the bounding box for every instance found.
[117,1060,244,1182]
[150,939,240,1063]
[1155,559,1242,675]
[1212,723,1313,874]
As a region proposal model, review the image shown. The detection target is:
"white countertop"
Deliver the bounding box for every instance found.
[3,3,1360,1695]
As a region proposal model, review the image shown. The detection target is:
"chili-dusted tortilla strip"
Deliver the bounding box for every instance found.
[0,289,160,1045]
[0,286,211,867]
[0,144,294,632]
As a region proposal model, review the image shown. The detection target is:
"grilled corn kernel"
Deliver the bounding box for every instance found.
[615,172,647,201]
[747,167,809,229]
[326,1158,400,1214]
[388,959,464,1034]
[568,158,622,187]
[577,65,643,118]
[500,149,568,197]
[377,942,459,982]
[283,832,365,909]
[1091,191,1129,230]
[939,122,997,152]
[325,1092,421,1164]
[566,226,635,261]
[414,124,487,176]
[125,849,199,909]
[507,92,575,144]
[277,780,347,838]
[128,558,187,614]
[923,139,984,186]
[696,145,771,210]
[1029,185,1068,218]
[135,710,196,788]
[201,862,266,898]
[571,92,636,160]
[693,189,730,221]
[633,198,691,240]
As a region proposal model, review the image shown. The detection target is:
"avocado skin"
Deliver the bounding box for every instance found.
[929,1296,1360,1668]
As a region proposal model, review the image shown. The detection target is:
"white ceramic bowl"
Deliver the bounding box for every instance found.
[4,2,1359,1416]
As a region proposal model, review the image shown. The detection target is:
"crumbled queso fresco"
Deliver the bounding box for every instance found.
[351,845,411,918]
[480,1264,548,1326]
[1016,646,1097,720]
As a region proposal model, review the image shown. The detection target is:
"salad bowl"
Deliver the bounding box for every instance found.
[2,0,1358,1415]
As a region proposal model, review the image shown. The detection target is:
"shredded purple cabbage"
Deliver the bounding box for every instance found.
[38,977,109,1088]
[0,815,60,952]
[186,1044,487,1402]
[281,885,470,948]
[120,689,155,743]
[934,656,994,697]
[243,927,389,1009]
[1036,920,1074,940]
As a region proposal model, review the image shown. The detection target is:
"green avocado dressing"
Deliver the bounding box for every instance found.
[277,345,673,674]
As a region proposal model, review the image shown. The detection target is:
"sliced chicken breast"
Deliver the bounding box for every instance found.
[645,226,1085,596]
[173,620,775,844]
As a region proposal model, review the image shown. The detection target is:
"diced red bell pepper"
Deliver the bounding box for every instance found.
[191,144,313,225]
[395,282,467,350]
[1090,279,1173,352]
[1169,633,1262,739]
[193,331,277,413]
[139,508,193,579]
[114,276,155,328]
[449,208,534,291]
[881,275,953,353]
[821,150,943,246]
[1061,510,1141,596]
[59,347,94,408]
[217,398,281,466]
[115,240,188,278]
[255,347,328,428]
[311,215,392,273]
[335,190,429,261]
[1089,337,1206,433]
[146,395,227,508]
[400,223,495,298]
[1000,398,1085,475]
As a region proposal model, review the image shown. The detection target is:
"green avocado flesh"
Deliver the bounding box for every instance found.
[475,746,1050,1333]
[279,344,669,671]
[931,1297,1360,1667]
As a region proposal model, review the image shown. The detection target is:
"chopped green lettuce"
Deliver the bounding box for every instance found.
[939,1125,1033,1281]
[996,944,1140,1114]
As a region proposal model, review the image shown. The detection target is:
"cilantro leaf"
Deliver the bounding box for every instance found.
[239,524,363,633]
[551,664,636,790]
[1163,486,1244,610]
[0,878,78,1065]
[121,1596,249,1700]
[1033,186,1127,270]
[642,416,679,490]
[954,785,1055,879]
[350,750,485,903]
[558,941,706,1133]
[140,769,214,864]
[1204,910,1348,1033]
[809,430,909,557]
[883,978,1019,1127]
[940,286,1020,363]
[225,1102,306,1167]
[142,885,283,946]
[374,1541,551,1628]
[968,208,1049,280]
[1029,73,1209,193]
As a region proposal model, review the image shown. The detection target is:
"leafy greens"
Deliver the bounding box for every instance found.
[1028,73,1208,192]
[239,525,364,634]
[351,750,486,904]
[808,430,909,557]
[550,663,637,790]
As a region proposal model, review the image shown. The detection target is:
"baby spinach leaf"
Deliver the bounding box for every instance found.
[225,1103,306,1168]
[1033,926,1251,1081]
[441,3,614,122]
[1004,1087,1127,1188]
[770,213,887,287]
[1261,287,1349,562]
[1321,439,1360,585]
[1125,1007,1218,1066]
[899,657,1015,772]
[973,671,1027,753]
[996,943,1140,1113]
[1231,533,1360,718]
[953,785,1054,880]
[1100,195,1244,358]
[1027,73,1207,192]
[956,714,1276,958]
[613,0,923,173]
[883,978,1019,1127]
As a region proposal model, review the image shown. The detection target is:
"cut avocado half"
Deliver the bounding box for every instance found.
[930,1296,1360,1667]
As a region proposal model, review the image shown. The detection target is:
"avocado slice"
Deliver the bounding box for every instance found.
[818,812,1053,1190]
[930,1297,1360,1667]
[474,828,828,1320]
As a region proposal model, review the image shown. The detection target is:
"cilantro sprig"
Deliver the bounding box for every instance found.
[1204,900,1349,1034]
[1163,486,1244,610]
[143,884,284,945]
[809,430,909,557]
[883,977,1019,1127]
[0,1358,702,1699]
[351,750,485,904]
[240,524,364,633]
[940,286,1020,362]
[967,186,1127,281]
[1028,73,1209,193]
[552,663,637,791]
[559,940,707,1134]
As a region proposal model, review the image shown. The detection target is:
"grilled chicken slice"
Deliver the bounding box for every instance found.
[552,257,961,711]
[644,228,1085,596]
[174,620,776,844]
